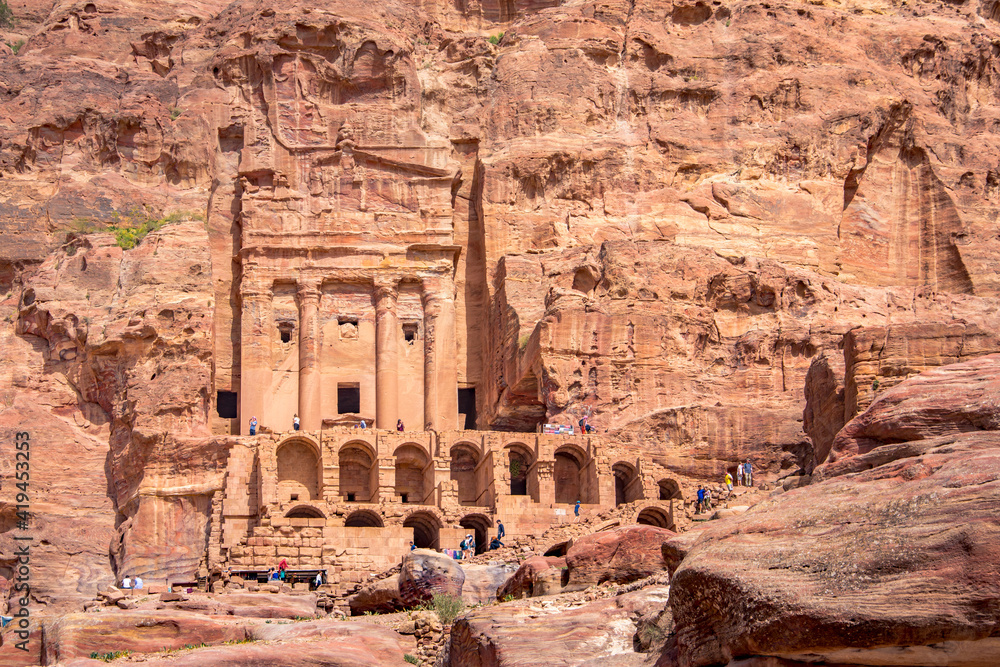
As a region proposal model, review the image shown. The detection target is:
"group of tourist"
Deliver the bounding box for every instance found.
[120,574,143,590]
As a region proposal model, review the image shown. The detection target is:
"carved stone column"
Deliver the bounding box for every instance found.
[422,275,458,431]
[239,280,271,435]
[374,277,399,430]
[297,279,322,431]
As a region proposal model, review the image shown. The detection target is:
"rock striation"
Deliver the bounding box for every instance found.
[662,356,1000,667]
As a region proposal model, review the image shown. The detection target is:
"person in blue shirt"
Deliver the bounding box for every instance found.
[574,500,581,517]
[496,519,505,544]
[697,486,706,513]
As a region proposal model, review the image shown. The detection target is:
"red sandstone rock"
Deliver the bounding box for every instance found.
[827,353,1000,464]
[497,556,567,600]
[565,525,674,587]
[398,550,465,607]
[349,577,404,615]
[461,563,519,606]
[664,436,1000,667]
[450,586,671,667]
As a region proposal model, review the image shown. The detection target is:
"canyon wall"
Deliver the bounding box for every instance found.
[2,0,1000,611]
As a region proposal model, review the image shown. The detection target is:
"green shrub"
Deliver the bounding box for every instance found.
[404,655,419,665]
[72,208,204,250]
[432,593,464,626]
[488,32,504,45]
[0,1,13,29]
[8,39,24,54]
[169,107,182,120]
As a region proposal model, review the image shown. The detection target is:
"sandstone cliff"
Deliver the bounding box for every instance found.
[2,0,1000,614]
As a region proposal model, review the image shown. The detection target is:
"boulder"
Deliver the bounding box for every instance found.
[450,587,670,667]
[398,549,465,607]
[349,577,404,615]
[41,611,249,663]
[565,525,675,587]
[223,592,318,619]
[665,435,1000,667]
[828,353,1000,463]
[461,563,519,606]
[497,556,567,600]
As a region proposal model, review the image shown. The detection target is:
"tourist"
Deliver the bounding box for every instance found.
[489,537,502,550]
[725,471,733,495]
[736,465,744,487]
[121,575,132,590]
[409,540,416,551]
[314,571,324,587]
[397,419,404,432]
[359,420,367,429]
[459,536,468,559]
[462,534,474,559]
[249,416,258,436]
[468,534,476,556]
[574,500,581,517]
[696,486,705,513]
[134,575,143,590]
[704,488,712,511]
[293,414,300,431]
[744,460,753,487]
[496,519,505,542]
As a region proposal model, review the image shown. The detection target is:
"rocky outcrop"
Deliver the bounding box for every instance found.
[664,358,1000,667]
[349,577,404,615]
[565,525,674,587]
[450,586,671,667]
[461,563,519,606]
[48,616,413,666]
[497,556,567,600]
[827,353,1000,463]
[397,550,465,607]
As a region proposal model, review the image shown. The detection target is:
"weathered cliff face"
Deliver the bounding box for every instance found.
[2,0,1000,613]
[0,221,217,612]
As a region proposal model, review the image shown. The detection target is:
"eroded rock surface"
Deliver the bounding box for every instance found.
[663,358,1000,667]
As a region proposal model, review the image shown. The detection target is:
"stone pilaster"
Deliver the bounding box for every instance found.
[422,275,458,430]
[374,277,399,429]
[297,279,322,431]
[239,280,271,435]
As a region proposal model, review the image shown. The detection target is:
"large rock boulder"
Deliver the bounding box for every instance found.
[349,577,404,615]
[497,556,567,600]
[461,563,519,606]
[41,611,249,664]
[398,549,465,607]
[451,587,671,667]
[665,434,1000,667]
[53,619,413,666]
[827,353,1000,464]
[565,525,675,587]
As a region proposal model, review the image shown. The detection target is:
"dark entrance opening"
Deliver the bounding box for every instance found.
[216,391,238,419]
[338,384,360,414]
[458,388,477,429]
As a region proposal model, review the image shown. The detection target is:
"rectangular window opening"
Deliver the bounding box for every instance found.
[217,391,238,419]
[401,493,408,503]
[458,387,477,430]
[347,493,356,502]
[402,322,418,344]
[338,383,361,414]
[290,494,299,501]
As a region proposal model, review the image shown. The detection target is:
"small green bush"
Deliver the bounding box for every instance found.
[8,39,24,54]
[72,208,204,250]
[169,107,182,120]
[432,593,464,626]
[488,32,504,45]
[0,1,13,29]
[404,655,419,665]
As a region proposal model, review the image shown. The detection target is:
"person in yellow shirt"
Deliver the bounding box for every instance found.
[724,472,733,495]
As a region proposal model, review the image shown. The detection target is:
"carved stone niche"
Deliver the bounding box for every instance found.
[277,320,296,345]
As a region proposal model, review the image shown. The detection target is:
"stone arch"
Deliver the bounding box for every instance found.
[554,444,588,505]
[450,443,481,506]
[658,479,682,501]
[277,437,321,502]
[339,441,376,503]
[459,513,491,555]
[636,505,673,530]
[285,504,325,519]
[345,509,384,528]
[395,443,430,504]
[612,461,643,506]
[504,442,535,499]
[403,510,441,550]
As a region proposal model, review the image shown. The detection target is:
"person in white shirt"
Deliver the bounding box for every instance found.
[121,576,132,589]
[134,576,143,590]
